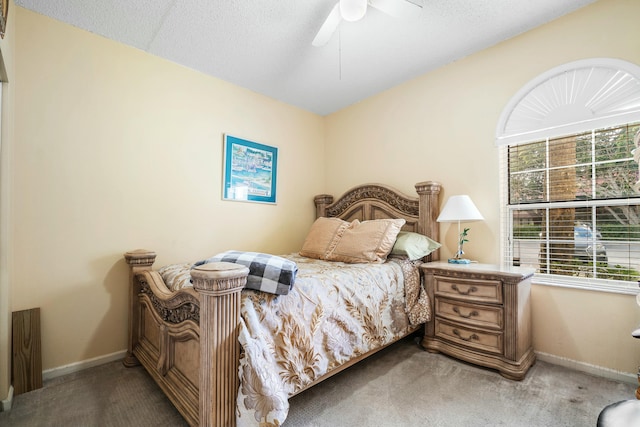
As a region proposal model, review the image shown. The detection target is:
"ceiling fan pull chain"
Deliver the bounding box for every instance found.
[339,26,342,81]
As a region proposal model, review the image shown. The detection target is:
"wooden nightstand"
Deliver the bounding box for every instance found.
[420,261,536,380]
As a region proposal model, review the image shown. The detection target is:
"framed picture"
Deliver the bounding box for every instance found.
[223,134,278,204]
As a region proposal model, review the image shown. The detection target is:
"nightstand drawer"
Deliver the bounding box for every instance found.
[434,318,503,355]
[436,298,503,330]
[434,276,502,304]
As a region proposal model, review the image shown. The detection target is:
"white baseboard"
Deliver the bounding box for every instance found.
[42,349,127,382]
[1,385,13,412]
[536,351,638,385]
[26,348,640,391]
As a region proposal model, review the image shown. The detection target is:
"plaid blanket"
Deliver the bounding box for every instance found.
[195,251,298,295]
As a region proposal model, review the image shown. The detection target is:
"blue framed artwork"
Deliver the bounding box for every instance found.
[223,135,278,204]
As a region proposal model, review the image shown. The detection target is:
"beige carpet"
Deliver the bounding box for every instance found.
[0,337,636,426]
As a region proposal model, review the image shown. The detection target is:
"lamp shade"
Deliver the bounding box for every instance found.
[340,0,367,21]
[437,195,484,223]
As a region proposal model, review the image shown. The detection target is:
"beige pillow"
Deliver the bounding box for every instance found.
[299,217,351,260]
[328,218,406,263]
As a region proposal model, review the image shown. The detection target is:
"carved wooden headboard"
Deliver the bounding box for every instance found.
[313,181,442,261]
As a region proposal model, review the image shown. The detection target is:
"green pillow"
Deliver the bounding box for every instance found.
[391,231,441,261]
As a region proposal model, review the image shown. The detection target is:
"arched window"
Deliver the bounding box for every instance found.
[497,58,640,293]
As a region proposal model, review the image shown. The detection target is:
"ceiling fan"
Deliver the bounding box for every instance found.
[312,0,422,47]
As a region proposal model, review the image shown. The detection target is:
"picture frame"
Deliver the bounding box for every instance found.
[223,134,278,204]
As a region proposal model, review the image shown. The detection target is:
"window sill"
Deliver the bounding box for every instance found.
[531,273,640,295]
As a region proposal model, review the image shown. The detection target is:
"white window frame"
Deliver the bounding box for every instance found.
[497,58,640,295]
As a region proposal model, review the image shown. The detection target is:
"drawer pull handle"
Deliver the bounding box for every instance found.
[451,284,477,295]
[453,329,479,342]
[453,307,479,319]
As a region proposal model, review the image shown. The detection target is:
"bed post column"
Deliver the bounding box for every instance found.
[415,181,442,261]
[123,249,157,367]
[191,262,249,427]
[314,194,334,218]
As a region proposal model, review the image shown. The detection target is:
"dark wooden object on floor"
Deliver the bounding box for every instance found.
[12,308,42,395]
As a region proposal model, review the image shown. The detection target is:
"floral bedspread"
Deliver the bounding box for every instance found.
[159,253,431,427]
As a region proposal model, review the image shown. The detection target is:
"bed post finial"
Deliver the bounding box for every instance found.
[415,181,442,261]
[314,194,334,219]
[123,249,157,367]
[191,262,249,427]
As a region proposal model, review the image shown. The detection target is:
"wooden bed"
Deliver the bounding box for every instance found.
[123,181,441,427]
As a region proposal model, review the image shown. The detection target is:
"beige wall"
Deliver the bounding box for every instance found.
[0,0,15,406]
[326,0,640,374]
[12,7,325,371]
[5,0,640,392]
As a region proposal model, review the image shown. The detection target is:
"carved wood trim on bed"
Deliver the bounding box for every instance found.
[191,262,249,427]
[315,181,441,261]
[123,180,441,427]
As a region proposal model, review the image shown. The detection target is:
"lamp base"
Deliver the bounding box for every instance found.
[448,258,471,264]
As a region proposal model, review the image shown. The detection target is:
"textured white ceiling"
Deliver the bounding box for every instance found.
[15,0,598,115]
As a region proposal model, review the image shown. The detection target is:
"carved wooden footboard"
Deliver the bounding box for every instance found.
[123,180,441,427]
[124,251,249,426]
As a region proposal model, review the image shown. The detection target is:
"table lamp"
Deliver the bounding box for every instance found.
[437,195,484,264]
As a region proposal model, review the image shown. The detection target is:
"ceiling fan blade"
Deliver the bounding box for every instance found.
[369,0,421,19]
[312,2,342,47]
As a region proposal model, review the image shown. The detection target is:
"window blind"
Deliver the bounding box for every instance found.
[501,122,640,292]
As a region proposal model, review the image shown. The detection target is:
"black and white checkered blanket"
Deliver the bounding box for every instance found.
[194,251,298,295]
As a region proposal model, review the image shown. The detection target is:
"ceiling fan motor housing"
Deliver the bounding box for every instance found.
[340,0,368,21]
